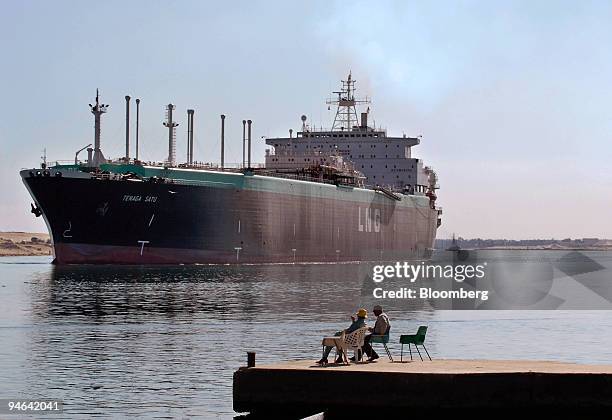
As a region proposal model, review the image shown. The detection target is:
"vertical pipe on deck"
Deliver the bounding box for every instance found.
[135,99,140,161]
[191,111,195,164]
[221,114,226,169]
[125,95,131,160]
[247,119,252,169]
[187,109,194,165]
[242,120,246,169]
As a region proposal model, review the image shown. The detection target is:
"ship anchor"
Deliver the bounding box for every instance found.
[30,203,42,217]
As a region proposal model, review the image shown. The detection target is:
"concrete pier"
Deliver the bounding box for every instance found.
[234,359,612,417]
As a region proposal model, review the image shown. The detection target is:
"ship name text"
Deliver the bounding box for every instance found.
[122,195,158,203]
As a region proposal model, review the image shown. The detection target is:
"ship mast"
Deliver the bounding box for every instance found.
[326,72,370,131]
[89,89,108,166]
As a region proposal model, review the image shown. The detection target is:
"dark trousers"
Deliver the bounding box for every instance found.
[362,335,379,359]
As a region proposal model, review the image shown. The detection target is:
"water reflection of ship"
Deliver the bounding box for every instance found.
[27,264,437,322]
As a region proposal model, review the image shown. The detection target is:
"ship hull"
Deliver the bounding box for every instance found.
[21,167,439,264]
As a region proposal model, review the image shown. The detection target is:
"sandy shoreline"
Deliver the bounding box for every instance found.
[0,232,52,256]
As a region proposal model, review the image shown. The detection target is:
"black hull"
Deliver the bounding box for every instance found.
[22,170,438,264]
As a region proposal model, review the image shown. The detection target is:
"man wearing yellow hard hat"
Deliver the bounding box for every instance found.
[317,308,368,365]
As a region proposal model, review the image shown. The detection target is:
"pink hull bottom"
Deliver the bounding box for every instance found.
[53,243,418,265]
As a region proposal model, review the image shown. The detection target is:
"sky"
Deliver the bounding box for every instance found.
[1,0,611,239]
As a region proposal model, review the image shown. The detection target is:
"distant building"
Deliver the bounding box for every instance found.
[581,238,599,246]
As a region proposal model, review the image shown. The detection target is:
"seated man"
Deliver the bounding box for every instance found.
[317,308,368,365]
[362,305,390,361]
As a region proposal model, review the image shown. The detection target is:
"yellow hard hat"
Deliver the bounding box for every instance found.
[356,308,367,318]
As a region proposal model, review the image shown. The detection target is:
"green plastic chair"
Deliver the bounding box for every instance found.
[399,326,432,362]
[369,327,394,362]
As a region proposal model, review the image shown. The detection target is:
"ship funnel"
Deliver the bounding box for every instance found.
[360,112,368,129]
[221,114,226,170]
[242,120,246,168]
[89,89,108,167]
[247,119,252,169]
[135,99,141,161]
[187,109,194,165]
[125,95,131,161]
[163,104,178,167]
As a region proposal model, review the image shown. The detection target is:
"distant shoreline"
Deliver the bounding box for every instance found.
[451,246,612,251]
[0,232,52,256]
[436,238,612,252]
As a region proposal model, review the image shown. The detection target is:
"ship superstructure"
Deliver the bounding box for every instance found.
[20,74,441,264]
[265,73,436,195]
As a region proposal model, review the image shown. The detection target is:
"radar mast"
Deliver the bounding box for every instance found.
[326,72,370,131]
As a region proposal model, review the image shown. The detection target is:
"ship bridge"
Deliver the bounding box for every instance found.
[265,73,431,194]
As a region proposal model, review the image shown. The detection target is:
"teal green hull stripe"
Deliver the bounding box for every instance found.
[54,163,431,209]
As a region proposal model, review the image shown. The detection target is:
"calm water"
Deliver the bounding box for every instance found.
[1,251,612,419]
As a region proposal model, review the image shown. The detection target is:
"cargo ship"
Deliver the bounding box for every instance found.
[21,74,441,264]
